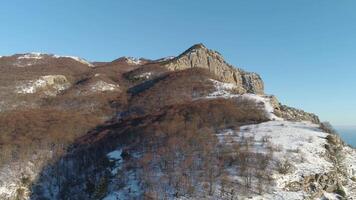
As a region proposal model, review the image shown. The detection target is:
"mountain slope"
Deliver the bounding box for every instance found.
[0,45,355,200]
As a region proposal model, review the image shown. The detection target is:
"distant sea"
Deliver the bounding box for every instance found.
[336,127,356,148]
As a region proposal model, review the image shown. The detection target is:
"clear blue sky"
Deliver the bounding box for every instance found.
[1,0,355,126]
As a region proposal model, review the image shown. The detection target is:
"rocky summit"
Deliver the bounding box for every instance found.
[163,44,264,94]
[0,44,355,200]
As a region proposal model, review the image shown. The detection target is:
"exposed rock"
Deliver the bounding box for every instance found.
[162,44,264,94]
[15,75,71,96]
[89,80,119,92]
[268,95,320,124]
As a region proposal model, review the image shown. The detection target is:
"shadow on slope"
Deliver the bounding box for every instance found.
[28,98,268,200]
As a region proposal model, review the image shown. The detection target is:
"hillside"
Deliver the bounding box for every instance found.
[0,45,355,200]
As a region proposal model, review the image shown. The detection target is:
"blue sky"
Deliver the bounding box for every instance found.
[1,0,355,126]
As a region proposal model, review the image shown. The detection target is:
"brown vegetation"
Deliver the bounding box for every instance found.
[128,68,231,113]
[0,109,103,167]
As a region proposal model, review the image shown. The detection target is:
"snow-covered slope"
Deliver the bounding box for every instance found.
[205,79,282,121]
[218,121,334,199]
[15,75,70,96]
[1,52,94,67]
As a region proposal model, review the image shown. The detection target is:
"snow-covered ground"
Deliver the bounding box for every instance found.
[206,79,282,121]
[18,52,44,60]
[216,120,356,200]
[16,75,70,96]
[155,56,175,62]
[343,146,356,198]
[53,55,94,67]
[89,80,119,92]
[103,149,142,200]
[122,57,143,65]
[14,53,94,67]
[133,72,152,80]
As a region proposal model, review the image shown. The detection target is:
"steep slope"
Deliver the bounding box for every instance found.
[0,45,355,200]
[161,44,264,94]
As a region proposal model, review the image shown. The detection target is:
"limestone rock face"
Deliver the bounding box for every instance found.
[162,44,264,94]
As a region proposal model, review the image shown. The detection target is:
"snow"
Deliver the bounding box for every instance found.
[107,149,123,161]
[107,149,124,175]
[103,170,141,200]
[53,55,94,67]
[90,81,119,92]
[122,57,142,65]
[239,94,282,120]
[245,121,331,177]
[105,149,142,199]
[217,120,334,199]
[343,146,356,198]
[15,53,94,67]
[206,79,282,121]
[18,52,45,60]
[155,56,175,62]
[208,79,237,97]
[318,192,341,200]
[15,75,70,95]
[0,160,38,200]
[134,72,152,80]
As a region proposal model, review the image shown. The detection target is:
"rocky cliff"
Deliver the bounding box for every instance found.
[162,44,264,94]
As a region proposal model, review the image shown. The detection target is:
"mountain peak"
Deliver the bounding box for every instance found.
[162,44,265,94]
[190,43,207,50]
[178,43,208,57]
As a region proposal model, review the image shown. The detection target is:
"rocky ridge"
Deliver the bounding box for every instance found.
[162,44,264,94]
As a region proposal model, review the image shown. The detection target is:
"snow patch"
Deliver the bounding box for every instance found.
[90,81,119,92]
[15,53,93,67]
[122,57,143,65]
[208,79,237,97]
[218,121,334,199]
[206,79,282,120]
[18,52,45,60]
[155,56,175,62]
[343,146,356,198]
[105,149,142,199]
[53,55,94,67]
[107,149,124,175]
[16,75,70,96]
[134,72,152,80]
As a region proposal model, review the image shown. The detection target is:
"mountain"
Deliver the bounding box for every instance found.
[162,43,264,94]
[0,45,355,200]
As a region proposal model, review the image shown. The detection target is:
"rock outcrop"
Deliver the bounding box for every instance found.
[162,44,264,94]
[16,75,71,96]
[269,95,320,124]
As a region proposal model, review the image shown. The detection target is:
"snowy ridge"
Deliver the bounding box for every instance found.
[18,52,45,60]
[122,57,143,65]
[14,53,94,67]
[206,79,282,120]
[53,55,94,67]
[155,56,175,62]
